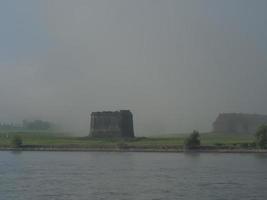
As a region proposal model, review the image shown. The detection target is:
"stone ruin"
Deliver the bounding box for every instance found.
[90,110,134,138]
[213,113,267,134]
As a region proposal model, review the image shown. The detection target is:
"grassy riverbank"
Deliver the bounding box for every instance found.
[0,131,257,150]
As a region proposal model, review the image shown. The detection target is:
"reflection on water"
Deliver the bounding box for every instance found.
[0,152,267,200]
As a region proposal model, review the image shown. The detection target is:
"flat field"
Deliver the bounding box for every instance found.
[0,131,255,149]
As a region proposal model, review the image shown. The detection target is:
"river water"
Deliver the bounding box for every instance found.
[0,151,267,200]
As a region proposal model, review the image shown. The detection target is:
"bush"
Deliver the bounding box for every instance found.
[239,143,250,148]
[214,143,223,147]
[184,130,201,149]
[11,135,23,147]
[255,125,267,149]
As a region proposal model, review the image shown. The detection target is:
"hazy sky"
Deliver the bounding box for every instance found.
[0,0,267,135]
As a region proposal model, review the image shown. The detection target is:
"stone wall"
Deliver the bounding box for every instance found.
[90,110,134,138]
[213,113,267,134]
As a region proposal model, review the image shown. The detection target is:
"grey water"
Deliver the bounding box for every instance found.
[0,152,267,200]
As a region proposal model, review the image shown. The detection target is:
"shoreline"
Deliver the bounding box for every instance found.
[0,147,267,153]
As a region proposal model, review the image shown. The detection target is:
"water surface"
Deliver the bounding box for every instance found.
[0,151,267,200]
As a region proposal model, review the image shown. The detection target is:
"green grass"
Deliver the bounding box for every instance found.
[0,131,255,149]
[198,132,254,145]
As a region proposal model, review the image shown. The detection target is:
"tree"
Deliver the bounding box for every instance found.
[23,120,52,130]
[255,125,267,149]
[11,135,23,147]
[184,130,201,149]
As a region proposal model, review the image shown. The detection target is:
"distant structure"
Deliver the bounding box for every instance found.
[90,110,134,138]
[213,113,267,134]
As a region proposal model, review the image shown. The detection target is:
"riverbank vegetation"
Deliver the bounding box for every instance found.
[184,130,201,149]
[0,131,260,150]
[255,125,267,149]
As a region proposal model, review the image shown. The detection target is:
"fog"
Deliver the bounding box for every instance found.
[0,0,267,135]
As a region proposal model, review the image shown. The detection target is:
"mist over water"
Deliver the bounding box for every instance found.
[0,0,267,135]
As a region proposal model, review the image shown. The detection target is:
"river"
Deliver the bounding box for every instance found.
[0,151,267,200]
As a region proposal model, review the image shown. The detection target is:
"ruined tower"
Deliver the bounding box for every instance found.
[90,110,134,138]
[213,113,267,134]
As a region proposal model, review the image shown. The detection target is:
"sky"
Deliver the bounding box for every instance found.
[0,0,267,135]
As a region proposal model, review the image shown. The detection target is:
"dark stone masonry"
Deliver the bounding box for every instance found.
[213,113,267,134]
[90,110,134,138]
